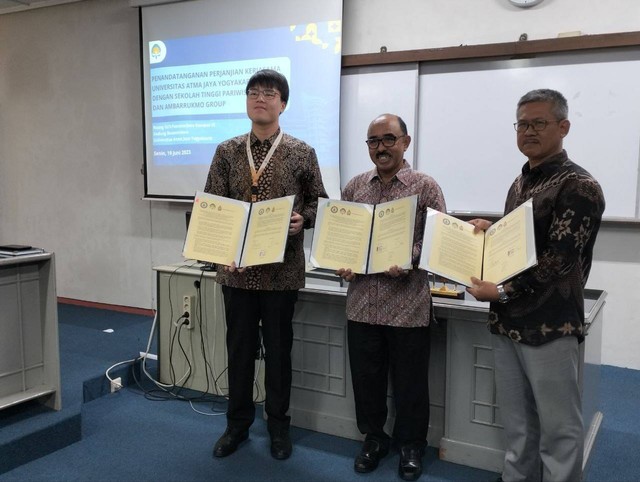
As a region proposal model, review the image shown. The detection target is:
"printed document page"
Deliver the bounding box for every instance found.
[482,199,536,284]
[240,195,295,267]
[420,209,484,286]
[309,198,373,274]
[183,192,249,266]
[367,195,417,273]
[419,199,536,286]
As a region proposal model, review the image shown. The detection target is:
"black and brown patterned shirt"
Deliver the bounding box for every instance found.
[204,129,327,290]
[490,150,605,346]
[342,161,446,328]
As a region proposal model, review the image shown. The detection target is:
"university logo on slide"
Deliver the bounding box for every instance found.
[149,40,167,64]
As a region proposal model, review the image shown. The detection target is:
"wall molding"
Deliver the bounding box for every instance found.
[342,31,640,67]
[58,297,155,317]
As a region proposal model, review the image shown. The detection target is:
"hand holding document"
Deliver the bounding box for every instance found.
[183,191,295,267]
[419,199,536,286]
[309,195,417,274]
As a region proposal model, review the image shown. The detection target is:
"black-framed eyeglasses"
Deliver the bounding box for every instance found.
[365,134,406,149]
[513,119,563,133]
[247,88,280,100]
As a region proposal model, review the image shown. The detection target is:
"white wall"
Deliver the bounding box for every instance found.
[0,0,153,308]
[342,0,640,54]
[1,0,639,368]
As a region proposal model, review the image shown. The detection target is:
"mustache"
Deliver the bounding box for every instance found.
[375,151,390,159]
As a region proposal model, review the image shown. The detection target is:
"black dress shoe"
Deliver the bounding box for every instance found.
[213,428,249,457]
[270,429,292,460]
[398,444,423,481]
[354,439,389,473]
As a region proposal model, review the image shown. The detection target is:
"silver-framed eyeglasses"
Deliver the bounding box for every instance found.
[513,119,563,133]
[365,134,406,149]
[247,88,280,100]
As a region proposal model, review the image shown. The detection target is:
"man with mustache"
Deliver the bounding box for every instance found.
[336,113,446,481]
[467,89,605,482]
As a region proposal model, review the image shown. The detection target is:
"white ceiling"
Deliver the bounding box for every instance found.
[0,0,85,15]
[0,0,187,14]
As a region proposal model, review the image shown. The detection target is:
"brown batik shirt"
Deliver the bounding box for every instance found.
[342,161,446,328]
[204,129,327,291]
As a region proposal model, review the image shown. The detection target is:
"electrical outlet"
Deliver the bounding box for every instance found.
[110,377,122,393]
[182,295,194,329]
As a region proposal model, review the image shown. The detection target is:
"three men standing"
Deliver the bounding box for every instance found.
[205,77,604,482]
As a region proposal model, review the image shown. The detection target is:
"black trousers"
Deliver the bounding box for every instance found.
[221,286,298,433]
[348,320,431,447]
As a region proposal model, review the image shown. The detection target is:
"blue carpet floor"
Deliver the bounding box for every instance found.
[0,304,155,474]
[0,304,639,481]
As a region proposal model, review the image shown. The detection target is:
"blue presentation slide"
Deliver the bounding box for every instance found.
[147,22,342,170]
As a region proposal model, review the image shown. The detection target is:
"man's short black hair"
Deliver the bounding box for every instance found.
[246,69,289,103]
[397,115,408,136]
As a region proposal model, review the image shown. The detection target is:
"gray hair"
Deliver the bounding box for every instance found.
[517,89,568,120]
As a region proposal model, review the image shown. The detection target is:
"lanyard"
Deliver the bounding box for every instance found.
[246,130,284,202]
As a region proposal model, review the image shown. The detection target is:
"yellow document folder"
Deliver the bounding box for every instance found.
[183,191,294,267]
[309,195,417,274]
[419,199,536,286]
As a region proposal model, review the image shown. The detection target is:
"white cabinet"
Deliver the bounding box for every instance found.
[0,254,60,411]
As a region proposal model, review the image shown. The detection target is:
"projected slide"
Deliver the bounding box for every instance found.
[144,21,342,198]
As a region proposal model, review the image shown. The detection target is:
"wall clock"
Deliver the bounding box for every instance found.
[509,0,544,7]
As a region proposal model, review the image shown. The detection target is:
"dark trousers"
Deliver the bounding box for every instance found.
[221,286,298,433]
[348,320,431,447]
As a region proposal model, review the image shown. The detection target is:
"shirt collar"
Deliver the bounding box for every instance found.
[521,149,568,177]
[250,128,281,147]
[366,160,413,186]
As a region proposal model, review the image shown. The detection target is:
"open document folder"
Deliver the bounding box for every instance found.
[182,191,294,268]
[419,199,536,287]
[309,195,417,274]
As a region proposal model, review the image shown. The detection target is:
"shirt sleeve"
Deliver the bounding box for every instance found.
[413,177,447,264]
[341,177,356,202]
[203,144,229,197]
[299,147,328,229]
[508,177,604,296]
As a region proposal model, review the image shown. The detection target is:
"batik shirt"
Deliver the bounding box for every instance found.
[342,161,446,328]
[490,150,605,345]
[204,129,327,291]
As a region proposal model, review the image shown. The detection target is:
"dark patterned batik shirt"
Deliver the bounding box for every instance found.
[204,129,327,291]
[490,150,605,346]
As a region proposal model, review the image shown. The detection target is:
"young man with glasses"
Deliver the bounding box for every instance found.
[467,89,605,482]
[204,69,327,461]
[336,113,446,481]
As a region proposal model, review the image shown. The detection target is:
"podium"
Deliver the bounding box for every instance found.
[0,253,61,411]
